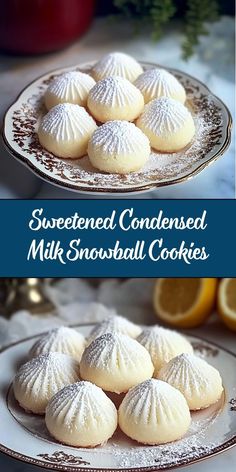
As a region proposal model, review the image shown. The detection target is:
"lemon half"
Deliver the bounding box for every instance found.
[153,278,217,328]
[217,278,236,331]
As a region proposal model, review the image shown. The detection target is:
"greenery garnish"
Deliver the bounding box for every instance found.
[113,0,219,58]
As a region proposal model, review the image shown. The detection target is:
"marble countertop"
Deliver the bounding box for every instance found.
[0,16,234,199]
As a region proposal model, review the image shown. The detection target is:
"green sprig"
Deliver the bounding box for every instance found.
[183,0,219,58]
[113,0,220,59]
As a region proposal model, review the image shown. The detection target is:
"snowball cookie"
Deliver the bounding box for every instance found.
[88,121,150,174]
[92,51,143,83]
[44,71,96,110]
[134,68,186,104]
[45,381,117,447]
[38,103,97,158]
[80,332,154,393]
[13,353,79,414]
[118,379,191,445]
[87,77,144,123]
[137,326,193,377]
[87,315,141,345]
[136,97,195,152]
[159,353,224,410]
[29,326,85,362]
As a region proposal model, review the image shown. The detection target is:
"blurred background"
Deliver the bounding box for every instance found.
[0,277,235,346]
[0,0,235,198]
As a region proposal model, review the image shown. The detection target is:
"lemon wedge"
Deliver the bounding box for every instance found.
[153,278,217,328]
[217,278,236,331]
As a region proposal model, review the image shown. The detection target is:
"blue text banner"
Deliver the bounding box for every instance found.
[0,199,235,277]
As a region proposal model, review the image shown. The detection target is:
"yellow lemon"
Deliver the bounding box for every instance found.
[217,278,236,331]
[153,278,217,328]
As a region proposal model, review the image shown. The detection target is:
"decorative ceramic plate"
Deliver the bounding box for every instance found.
[2,61,232,195]
[0,323,236,471]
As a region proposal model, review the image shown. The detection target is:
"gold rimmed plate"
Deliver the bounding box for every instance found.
[2,61,232,195]
[0,323,236,471]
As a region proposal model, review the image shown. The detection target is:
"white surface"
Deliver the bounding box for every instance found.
[0,16,234,198]
[0,278,235,471]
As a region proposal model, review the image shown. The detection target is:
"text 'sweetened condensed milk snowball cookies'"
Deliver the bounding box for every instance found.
[44,71,96,110]
[158,353,223,410]
[80,332,154,393]
[86,314,142,346]
[13,353,79,414]
[29,326,85,362]
[38,103,97,158]
[136,97,195,152]
[88,121,150,174]
[92,51,143,83]
[118,379,191,445]
[45,381,118,447]
[137,326,193,376]
[134,68,186,104]
[87,77,144,123]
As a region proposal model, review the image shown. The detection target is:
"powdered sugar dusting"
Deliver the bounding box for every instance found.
[6,321,231,469]
[81,332,150,371]
[48,380,97,404]
[92,52,143,82]
[8,60,227,192]
[138,326,192,349]
[138,97,192,135]
[88,77,143,108]
[137,326,193,375]
[89,120,150,156]
[47,71,95,101]
[55,108,213,187]
[135,68,185,100]
[159,353,219,396]
[46,380,116,427]
[16,352,79,378]
[8,378,224,469]
[13,352,79,397]
[29,326,85,361]
[111,432,217,468]
[87,314,141,345]
[40,103,96,141]
[120,378,189,423]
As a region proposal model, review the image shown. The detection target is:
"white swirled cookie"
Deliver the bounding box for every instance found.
[92,51,143,83]
[88,120,150,174]
[38,103,97,158]
[80,332,154,393]
[29,326,85,362]
[134,68,186,104]
[86,315,142,345]
[137,326,193,376]
[13,353,79,414]
[118,379,191,444]
[136,97,195,152]
[159,353,223,410]
[45,381,117,447]
[87,77,144,123]
[44,71,96,109]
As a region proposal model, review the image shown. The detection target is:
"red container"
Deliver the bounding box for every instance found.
[0,0,95,54]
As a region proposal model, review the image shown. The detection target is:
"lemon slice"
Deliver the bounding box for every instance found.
[153,278,217,328]
[217,278,236,331]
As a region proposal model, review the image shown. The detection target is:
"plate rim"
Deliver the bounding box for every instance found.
[2,61,233,195]
[0,323,236,472]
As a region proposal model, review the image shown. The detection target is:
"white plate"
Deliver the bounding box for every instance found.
[0,323,236,471]
[2,62,232,195]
